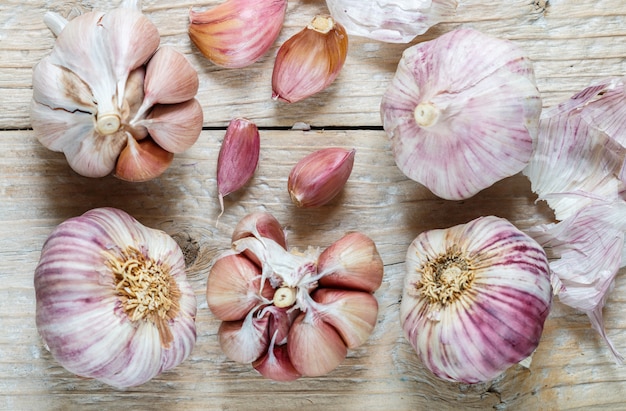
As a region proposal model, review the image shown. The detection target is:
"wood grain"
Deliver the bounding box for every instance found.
[2,0,626,409]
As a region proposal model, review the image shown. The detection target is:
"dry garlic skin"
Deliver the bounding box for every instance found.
[34,208,197,388]
[31,2,202,181]
[381,28,542,200]
[400,216,551,384]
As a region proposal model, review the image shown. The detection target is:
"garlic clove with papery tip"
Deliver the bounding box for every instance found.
[34,207,197,388]
[272,15,348,103]
[381,28,542,200]
[188,0,287,68]
[400,216,552,384]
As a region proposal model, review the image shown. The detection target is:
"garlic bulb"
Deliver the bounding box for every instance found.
[189,0,287,68]
[380,28,542,200]
[206,212,384,380]
[31,0,202,181]
[272,15,348,103]
[34,207,197,388]
[400,216,552,383]
[325,0,458,43]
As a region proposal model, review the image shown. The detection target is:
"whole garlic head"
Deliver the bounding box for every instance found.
[31,0,202,181]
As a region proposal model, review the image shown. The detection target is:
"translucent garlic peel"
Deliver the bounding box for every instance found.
[31,4,201,181]
[34,207,197,388]
[206,212,384,380]
[325,0,458,43]
[400,216,552,384]
[381,28,542,200]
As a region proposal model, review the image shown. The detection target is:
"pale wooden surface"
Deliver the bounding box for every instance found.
[2,0,626,409]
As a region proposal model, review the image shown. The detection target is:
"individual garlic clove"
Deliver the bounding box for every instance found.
[252,334,301,381]
[288,147,355,208]
[218,313,270,363]
[207,253,273,321]
[400,216,552,383]
[317,231,384,292]
[189,0,287,69]
[325,0,458,43]
[381,28,542,200]
[231,211,287,249]
[287,312,348,377]
[132,98,204,154]
[121,66,149,141]
[272,15,348,103]
[114,136,174,182]
[134,46,200,121]
[216,118,261,215]
[312,288,378,349]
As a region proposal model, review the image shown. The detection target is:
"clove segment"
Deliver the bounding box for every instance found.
[272,15,348,103]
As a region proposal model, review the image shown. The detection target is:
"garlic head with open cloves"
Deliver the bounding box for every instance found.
[34,207,197,388]
[206,212,384,380]
[31,0,202,181]
[272,15,348,103]
[400,216,552,384]
[380,28,542,200]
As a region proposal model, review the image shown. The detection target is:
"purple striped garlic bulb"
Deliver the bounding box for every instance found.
[34,207,197,388]
[206,212,384,381]
[381,28,542,200]
[31,0,202,182]
[400,216,552,384]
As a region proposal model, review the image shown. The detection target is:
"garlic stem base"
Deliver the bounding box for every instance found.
[414,102,440,128]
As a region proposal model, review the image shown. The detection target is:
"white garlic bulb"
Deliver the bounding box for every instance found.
[381,28,542,200]
[34,208,197,388]
[31,0,202,181]
[400,216,552,383]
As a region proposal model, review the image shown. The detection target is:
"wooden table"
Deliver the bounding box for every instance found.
[3,0,626,409]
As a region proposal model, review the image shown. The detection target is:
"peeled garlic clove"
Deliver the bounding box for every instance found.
[325,0,458,43]
[231,211,287,249]
[217,118,261,215]
[219,313,270,364]
[207,253,273,321]
[272,15,348,103]
[288,147,355,208]
[381,28,542,200]
[400,216,552,383]
[134,99,203,154]
[34,207,197,388]
[189,0,287,68]
[115,136,174,182]
[313,289,378,349]
[252,341,301,382]
[288,312,348,377]
[318,231,384,292]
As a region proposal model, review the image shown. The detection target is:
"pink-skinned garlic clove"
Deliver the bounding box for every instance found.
[287,312,348,377]
[380,28,542,200]
[317,231,384,292]
[218,313,270,364]
[207,253,273,322]
[288,147,355,208]
[312,288,378,349]
[114,136,174,182]
[189,0,287,69]
[252,335,301,382]
[216,118,261,216]
[231,211,287,249]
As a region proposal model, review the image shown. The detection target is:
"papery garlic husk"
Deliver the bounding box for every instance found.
[288,147,355,208]
[325,0,458,43]
[380,28,542,200]
[189,0,287,68]
[31,1,202,181]
[400,216,551,384]
[34,207,197,388]
[272,15,348,103]
[206,212,384,380]
[216,118,261,215]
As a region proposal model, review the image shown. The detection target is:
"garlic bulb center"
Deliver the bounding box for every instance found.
[413,102,440,128]
[416,249,474,306]
[96,113,122,135]
[106,246,181,347]
[309,15,334,34]
[273,286,297,308]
